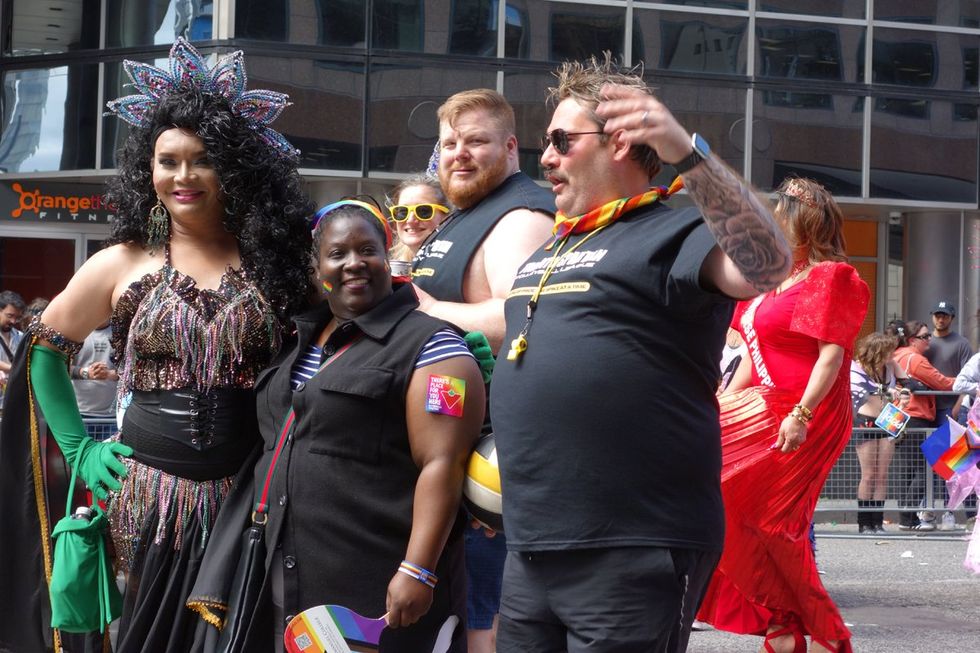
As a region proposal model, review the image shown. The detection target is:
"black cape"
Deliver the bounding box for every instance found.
[0,336,104,653]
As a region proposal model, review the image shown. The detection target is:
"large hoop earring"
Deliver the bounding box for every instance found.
[147,199,170,252]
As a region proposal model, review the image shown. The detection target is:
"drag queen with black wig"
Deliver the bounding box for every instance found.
[0,39,313,653]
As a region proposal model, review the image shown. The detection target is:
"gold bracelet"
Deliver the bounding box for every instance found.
[789,405,812,425]
[789,411,809,426]
[793,403,813,420]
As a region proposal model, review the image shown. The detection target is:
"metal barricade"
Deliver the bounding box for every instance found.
[83,416,119,442]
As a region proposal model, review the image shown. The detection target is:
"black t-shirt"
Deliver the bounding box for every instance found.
[490,203,733,552]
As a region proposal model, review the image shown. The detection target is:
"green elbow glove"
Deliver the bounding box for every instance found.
[464,331,495,385]
[30,344,132,500]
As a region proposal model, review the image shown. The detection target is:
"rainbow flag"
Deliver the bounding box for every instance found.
[921,417,980,481]
[284,605,385,653]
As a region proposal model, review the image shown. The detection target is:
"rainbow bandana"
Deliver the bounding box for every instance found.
[545,176,683,251]
[507,177,682,361]
[311,199,393,250]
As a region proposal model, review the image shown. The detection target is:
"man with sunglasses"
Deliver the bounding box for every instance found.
[488,57,791,653]
[411,88,554,653]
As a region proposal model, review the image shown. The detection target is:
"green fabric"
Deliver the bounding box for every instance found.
[49,448,122,633]
[464,331,495,384]
[30,344,132,500]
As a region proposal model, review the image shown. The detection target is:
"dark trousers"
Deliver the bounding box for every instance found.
[898,418,933,526]
[497,546,720,653]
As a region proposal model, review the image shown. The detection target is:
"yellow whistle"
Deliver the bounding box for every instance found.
[506,335,528,361]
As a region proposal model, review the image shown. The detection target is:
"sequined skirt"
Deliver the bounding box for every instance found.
[106,458,232,573]
[105,458,234,652]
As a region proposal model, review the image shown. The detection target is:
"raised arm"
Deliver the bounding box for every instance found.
[595,84,791,299]
[385,353,485,628]
[414,208,553,350]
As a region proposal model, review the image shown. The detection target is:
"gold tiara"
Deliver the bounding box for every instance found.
[781,180,818,208]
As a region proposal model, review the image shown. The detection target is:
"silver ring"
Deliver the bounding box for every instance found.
[640,110,649,126]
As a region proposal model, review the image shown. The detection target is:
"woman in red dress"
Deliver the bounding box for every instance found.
[697,178,869,653]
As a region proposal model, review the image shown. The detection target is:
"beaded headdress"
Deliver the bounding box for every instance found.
[780,178,818,208]
[106,37,297,157]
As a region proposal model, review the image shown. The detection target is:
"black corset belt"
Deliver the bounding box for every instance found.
[121,388,257,481]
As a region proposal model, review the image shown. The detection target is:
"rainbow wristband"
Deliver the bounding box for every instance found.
[398,561,438,589]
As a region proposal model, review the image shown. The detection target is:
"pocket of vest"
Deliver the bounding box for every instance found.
[307,367,395,463]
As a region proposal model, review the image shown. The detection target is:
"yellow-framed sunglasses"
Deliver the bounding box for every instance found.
[388,203,449,222]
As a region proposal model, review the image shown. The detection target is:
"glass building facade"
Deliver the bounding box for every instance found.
[1,0,978,339]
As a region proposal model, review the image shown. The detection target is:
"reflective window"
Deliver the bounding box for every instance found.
[235,0,432,50]
[875,0,980,28]
[649,80,747,185]
[7,0,100,55]
[871,99,977,202]
[449,0,529,58]
[657,1,748,9]
[103,56,364,171]
[235,0,288,41]
[0,65,99,173]
[374,0,425,51]
[869,28,976,93]
[758,1,864,18]
[635,10,747,75]
[106,0,213,47]
[549,3,639,63]
[503,68,560,178]
[756,21,861,84]
[367,62,497,173]
[752,92,863,196]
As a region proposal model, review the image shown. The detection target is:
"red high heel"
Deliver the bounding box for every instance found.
[763,625,806,653]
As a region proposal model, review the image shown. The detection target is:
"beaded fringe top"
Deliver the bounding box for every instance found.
[111,264,281,403]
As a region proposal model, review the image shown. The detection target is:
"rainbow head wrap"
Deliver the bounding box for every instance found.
[312,199,393,293]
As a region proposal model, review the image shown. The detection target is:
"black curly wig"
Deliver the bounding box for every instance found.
[104,87,315,321]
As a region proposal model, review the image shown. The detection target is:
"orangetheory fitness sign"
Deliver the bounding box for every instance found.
[0,181,114,224]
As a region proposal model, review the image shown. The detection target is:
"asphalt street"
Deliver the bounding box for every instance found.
[688,524,979,652]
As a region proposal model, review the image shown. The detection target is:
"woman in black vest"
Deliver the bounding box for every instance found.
[240,200,483,651]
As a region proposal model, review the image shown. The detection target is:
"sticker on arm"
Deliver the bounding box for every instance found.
[425,374,466,417]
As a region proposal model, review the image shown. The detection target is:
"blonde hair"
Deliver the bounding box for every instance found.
[437,89,515,134]
[774,177,846,263]
[387,173,448,209]
[548,53,660,179]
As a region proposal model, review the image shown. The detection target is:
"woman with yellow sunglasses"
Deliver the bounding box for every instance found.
[388,174,451,264]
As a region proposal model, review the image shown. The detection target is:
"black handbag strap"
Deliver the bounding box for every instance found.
[251,336,359,523]
[0,334,14,360]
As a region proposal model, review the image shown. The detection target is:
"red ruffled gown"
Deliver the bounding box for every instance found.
[697,261,869,651]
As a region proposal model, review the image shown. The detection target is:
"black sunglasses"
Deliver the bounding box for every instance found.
[913,333,932,341]
[541,129,604,155]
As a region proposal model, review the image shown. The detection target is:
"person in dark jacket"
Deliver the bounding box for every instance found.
[192,199,485,652]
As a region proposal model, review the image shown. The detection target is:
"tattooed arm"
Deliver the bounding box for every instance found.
[683,157,791,298]
[596,83,791,299]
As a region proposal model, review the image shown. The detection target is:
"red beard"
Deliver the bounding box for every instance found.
[440,156,511,210]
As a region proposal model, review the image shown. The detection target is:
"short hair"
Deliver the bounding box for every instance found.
[312,197,390,255]
[387,173,448,209]
[548,53,660,179]
[0,290,25,311]
[854,332,899,383]
[437,89,515,135]
[774,177,847,263]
